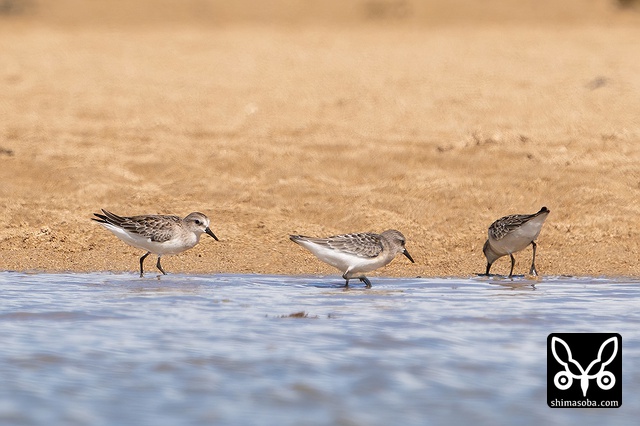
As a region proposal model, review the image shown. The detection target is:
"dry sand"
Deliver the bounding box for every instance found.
[1,1,640,278]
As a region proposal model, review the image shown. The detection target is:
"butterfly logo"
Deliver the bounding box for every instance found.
[551,335,618,397]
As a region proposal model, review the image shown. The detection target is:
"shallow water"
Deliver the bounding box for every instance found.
[0,272,639,426]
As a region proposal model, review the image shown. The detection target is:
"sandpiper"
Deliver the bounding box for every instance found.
[290,229,414,288]
[93,209,218,277]
[483,206,550,277]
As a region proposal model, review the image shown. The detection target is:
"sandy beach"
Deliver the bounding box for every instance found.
[1,0,640,278]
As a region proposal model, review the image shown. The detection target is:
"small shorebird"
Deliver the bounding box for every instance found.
[290,230,414,288]
[93,209,219,277]
[483,206,550,278]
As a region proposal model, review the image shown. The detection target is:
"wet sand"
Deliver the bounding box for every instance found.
[1,1,640,277]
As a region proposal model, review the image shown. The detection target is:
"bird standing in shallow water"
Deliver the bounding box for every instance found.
[290,229,414,288]
[93,209,218,277]
[483,206,550,278]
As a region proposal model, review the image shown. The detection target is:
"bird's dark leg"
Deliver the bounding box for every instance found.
[139,252,151,278]
[156,256,167,275]
[359,276,372,289]
[529,241,538,276]
[485,262,492,276]
[342,273,349,287]
[508,254,516,278]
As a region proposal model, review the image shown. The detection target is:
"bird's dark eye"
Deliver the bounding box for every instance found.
[194,220,201,225]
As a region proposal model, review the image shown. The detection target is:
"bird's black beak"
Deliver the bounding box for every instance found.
[205,227,219,241]
[403,249,415,263]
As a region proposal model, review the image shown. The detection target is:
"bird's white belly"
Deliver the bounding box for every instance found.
[103,224,196,256]
[299,242,388,275]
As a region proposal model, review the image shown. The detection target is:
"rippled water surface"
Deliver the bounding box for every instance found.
[1,272,639,426]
